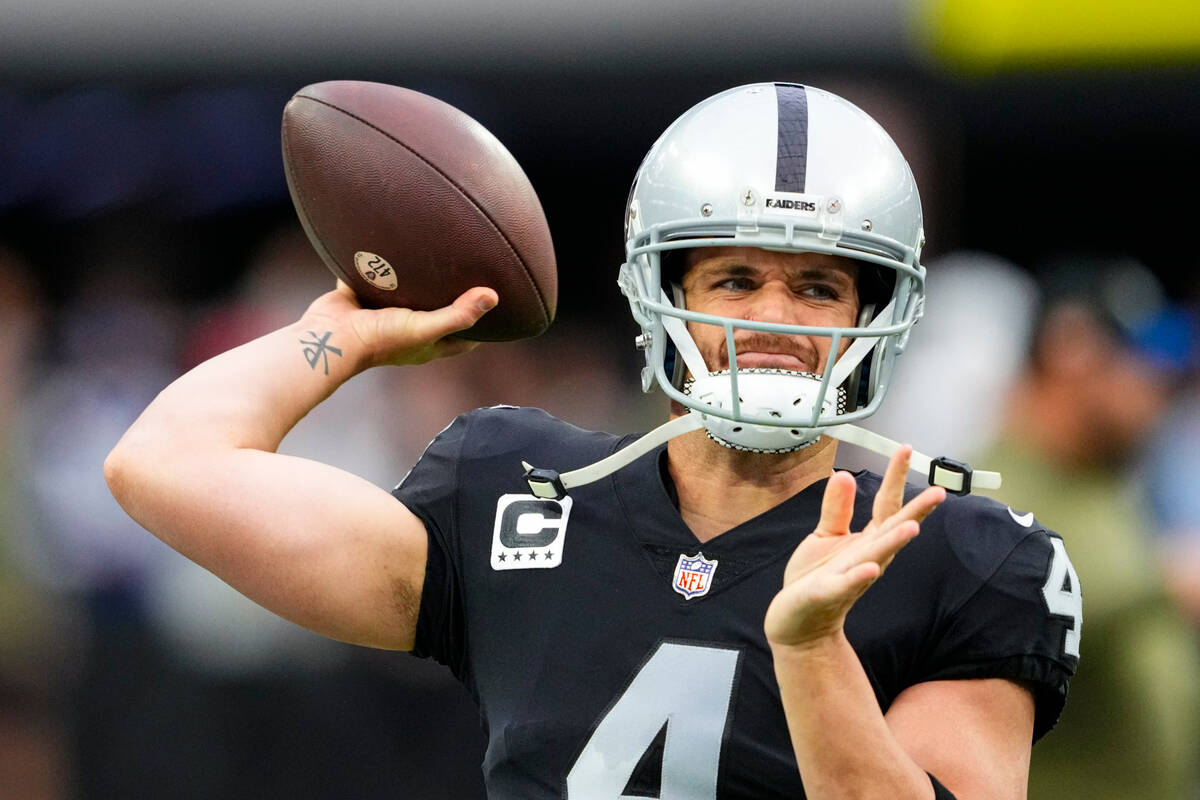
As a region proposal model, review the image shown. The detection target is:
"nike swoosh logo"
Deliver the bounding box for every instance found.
[1007,507,1035,527]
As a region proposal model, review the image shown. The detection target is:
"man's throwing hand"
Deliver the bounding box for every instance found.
[304,280,499,370]
[764,446,946,650]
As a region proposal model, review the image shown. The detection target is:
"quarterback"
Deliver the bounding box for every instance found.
[106,83,1079,798]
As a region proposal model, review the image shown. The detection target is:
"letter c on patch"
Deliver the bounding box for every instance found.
[499,499,567,548]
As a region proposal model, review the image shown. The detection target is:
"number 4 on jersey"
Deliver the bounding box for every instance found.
[1041,537,1082,659]
[566,641,743,799]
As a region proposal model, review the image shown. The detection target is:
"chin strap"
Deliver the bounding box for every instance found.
[522,413,1001,500]
[822,424,1001,495]
[523,414,704,499]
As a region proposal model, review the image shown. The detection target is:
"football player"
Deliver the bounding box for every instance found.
[106,83,1079,798]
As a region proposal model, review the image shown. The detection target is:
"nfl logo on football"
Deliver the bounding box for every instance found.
[673,552,718,599]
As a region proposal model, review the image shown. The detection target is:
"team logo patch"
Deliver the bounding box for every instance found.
[491,494,572,571]
[672,552,718,599]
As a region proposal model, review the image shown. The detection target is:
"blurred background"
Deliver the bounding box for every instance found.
[1,0,1199,797]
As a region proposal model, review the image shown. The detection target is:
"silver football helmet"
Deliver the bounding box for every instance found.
[523,83,1001,500]
[618,82,926,452]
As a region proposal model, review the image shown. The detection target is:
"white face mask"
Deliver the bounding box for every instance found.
[685,370,845,453]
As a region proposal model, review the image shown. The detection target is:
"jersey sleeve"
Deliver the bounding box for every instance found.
[391,414,471,677]
[918,499,1081,741]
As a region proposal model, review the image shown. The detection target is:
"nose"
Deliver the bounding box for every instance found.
[743,280,797,324]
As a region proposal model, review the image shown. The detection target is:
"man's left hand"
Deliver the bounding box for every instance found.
[764,446,946,650]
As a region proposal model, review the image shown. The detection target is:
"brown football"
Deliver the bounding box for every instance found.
[281,80,557,341]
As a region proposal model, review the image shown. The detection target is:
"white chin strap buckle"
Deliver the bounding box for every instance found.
[685,369,845,453]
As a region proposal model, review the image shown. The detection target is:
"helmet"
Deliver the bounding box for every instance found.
[618,82,927,452]
[525,83,999,501]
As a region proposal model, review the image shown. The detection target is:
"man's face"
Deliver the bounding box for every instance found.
[680,246,860,376]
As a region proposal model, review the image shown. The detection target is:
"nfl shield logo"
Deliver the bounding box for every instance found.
[672,552,718,599]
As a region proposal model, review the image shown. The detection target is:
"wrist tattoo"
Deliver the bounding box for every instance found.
[300,330,343,375]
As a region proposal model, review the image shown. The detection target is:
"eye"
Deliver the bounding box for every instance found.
[798,283,839,301]
[715,276,755,291]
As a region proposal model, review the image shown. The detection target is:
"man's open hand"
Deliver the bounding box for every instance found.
[764,446,946,650]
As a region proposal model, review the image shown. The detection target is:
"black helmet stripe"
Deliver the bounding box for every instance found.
[774,83,809,193]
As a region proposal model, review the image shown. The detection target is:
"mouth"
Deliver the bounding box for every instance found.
[732,352,813,372]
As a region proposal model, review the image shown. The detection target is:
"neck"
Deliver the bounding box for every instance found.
[667,426,838,542]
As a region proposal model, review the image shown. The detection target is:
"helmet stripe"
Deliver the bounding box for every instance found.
[774,83,809,193]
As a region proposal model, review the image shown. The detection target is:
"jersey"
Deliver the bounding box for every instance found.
[394,407,1080,799]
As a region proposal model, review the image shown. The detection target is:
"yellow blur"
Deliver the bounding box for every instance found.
[918,0,1200,71]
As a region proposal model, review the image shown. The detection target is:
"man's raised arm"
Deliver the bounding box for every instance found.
[104,282,497,651]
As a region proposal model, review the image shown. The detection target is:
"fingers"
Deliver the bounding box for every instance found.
[856,480,942,575]
[835,561,883,599]
[414,287,498,341]
[869,446,947,537]
[814,470,857,537]
[341,286,497,367]
[764,555,889,646]
[872,444,912,526]
[793,560,886,606]
[769,501,924,647]
[888,484,946,530]
[829,519,919,576]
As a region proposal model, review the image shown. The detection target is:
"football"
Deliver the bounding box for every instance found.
[281,80,557,341]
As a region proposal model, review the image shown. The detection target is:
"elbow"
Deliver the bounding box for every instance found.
[104,441,134,507]
[104,432,158,510]
[104,434,172,527]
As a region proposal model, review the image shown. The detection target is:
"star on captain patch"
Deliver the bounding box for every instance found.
[672,552,718,599]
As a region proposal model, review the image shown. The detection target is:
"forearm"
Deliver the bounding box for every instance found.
[109,280,490,463]
[773,633,934,800]
[118,312,367,457]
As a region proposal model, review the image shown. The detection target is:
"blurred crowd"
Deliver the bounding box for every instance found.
[0,225,1199,799]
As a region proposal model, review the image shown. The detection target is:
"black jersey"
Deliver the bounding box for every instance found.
[394,407,1079,799]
